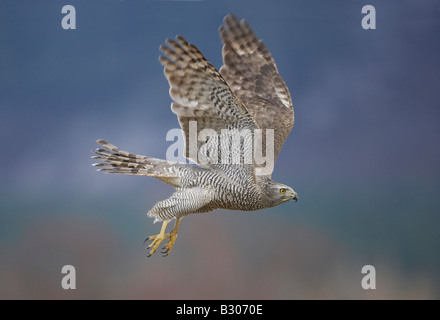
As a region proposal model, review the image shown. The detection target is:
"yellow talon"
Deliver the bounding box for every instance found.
[161,224,180,256]
[145,218,181,257]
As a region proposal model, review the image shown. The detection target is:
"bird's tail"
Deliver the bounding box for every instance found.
[91,139,178,179]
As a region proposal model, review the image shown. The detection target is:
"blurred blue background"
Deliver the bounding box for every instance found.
[1,0,440,299]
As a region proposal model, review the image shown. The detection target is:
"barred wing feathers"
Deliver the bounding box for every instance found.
[219,13,294,175]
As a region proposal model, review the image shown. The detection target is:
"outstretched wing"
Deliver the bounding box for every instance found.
[219,13,294,177]
[160,36,258,180]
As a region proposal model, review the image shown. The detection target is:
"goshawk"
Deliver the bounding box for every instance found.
[92,14,298,256]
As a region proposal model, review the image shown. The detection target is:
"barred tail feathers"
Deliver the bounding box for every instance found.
[92,139,179,182]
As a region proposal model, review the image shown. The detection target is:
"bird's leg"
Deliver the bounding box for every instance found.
[161,218,181,256]
[145,220,170,257]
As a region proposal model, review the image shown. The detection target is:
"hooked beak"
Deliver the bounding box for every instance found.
[292,192,299,203]
[283,190,299,202]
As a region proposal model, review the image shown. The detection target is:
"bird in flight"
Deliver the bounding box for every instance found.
[92,13,298,256]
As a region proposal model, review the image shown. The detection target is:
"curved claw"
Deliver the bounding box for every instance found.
[160,244,169,256]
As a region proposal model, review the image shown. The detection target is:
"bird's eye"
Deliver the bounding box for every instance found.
[280,188,286,194]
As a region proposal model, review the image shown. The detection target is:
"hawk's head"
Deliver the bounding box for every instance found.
[263,181,298,207]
